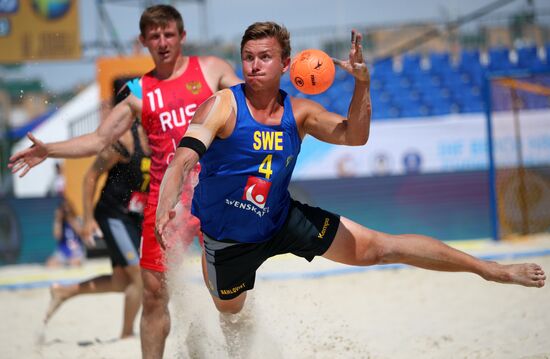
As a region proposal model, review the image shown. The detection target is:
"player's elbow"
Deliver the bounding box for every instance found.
[357,133,370,146]
[347,131,369,146]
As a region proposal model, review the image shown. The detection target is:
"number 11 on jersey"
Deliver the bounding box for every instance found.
[146,88,164,111]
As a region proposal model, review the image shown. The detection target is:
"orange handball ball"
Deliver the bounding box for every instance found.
[290,49,335,95]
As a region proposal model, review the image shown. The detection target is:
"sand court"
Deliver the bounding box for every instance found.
[1,236,549,359]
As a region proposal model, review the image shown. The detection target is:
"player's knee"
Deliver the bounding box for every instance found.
[112,278,128,292]
[216,301,244,314]
[142,289,167,315]
[142,278,167,311]
[213,295,246,314]
[374,235,403,264]
[361,234,394,265]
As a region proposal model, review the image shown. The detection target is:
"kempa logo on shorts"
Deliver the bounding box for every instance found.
[220,282,246,295]
[318,217,330,239]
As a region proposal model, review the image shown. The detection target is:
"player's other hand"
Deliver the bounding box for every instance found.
[82,219,102,248]
[155,209,176,251]
[333,29,370,84]
[8,133,49,177]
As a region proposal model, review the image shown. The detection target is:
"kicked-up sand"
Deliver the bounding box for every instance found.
[1,235,549,359]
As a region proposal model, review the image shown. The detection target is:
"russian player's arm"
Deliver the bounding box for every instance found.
[155,89,235,248]
[9,88,138,176]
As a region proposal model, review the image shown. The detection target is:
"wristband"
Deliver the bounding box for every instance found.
[178,137,207,158]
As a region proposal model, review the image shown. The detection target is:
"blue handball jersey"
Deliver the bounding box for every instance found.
[192,84,301,243]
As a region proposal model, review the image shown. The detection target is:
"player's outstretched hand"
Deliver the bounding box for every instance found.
[155,209,176,251]
[333,29,370,84]
[8,133,48,177]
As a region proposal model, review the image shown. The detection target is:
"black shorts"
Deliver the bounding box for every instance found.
[95,202,142,267]
[203,199,340,300]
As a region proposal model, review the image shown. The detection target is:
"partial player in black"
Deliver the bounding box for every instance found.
[44,80,151,339]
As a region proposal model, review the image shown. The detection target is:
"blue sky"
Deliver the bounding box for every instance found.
[3,0,541,92]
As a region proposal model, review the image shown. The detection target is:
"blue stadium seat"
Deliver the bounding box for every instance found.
[374,92,392,112]
[448,85,479,99]
[373,104,400,120]
[371,90,392,105]
[341,76,356,92]
[458,101,484,113]
[334,67,351,81]
[407,70,437,87]
[400,104,430,118]
[428,100,454,116]
[392,94,422,116]
[384,79,408,96]
[421,87,452,107]
[375,70,401,86]
[457,70,476,86]
[517,46,539,69]
[373,58,394,74]
[429,52,452,73]
[401,53,422,74]
[331,96,351,116]
[439,69,467,88]
[310,93,333,109]
[370,70,385,91]
[398,75,412,90]
[488,47,516,72]
[328,80,353,100]
[371,77,384,91]
[453,89,484,113]
[392,90,421,103]
[463,66,485,86]
[452,86,481,101]
[459,49,482,70]
[457,50,485,85]
[519,45,550,71]
[415,83,441,102]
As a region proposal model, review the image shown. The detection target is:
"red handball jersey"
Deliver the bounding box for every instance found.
[141,56,214,206]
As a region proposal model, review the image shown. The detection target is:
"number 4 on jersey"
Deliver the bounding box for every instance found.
[259,155,273,179]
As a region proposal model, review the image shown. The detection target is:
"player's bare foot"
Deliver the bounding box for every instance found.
[120,332,135,339]
[486,262,546,288]
[44,284,71,323]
